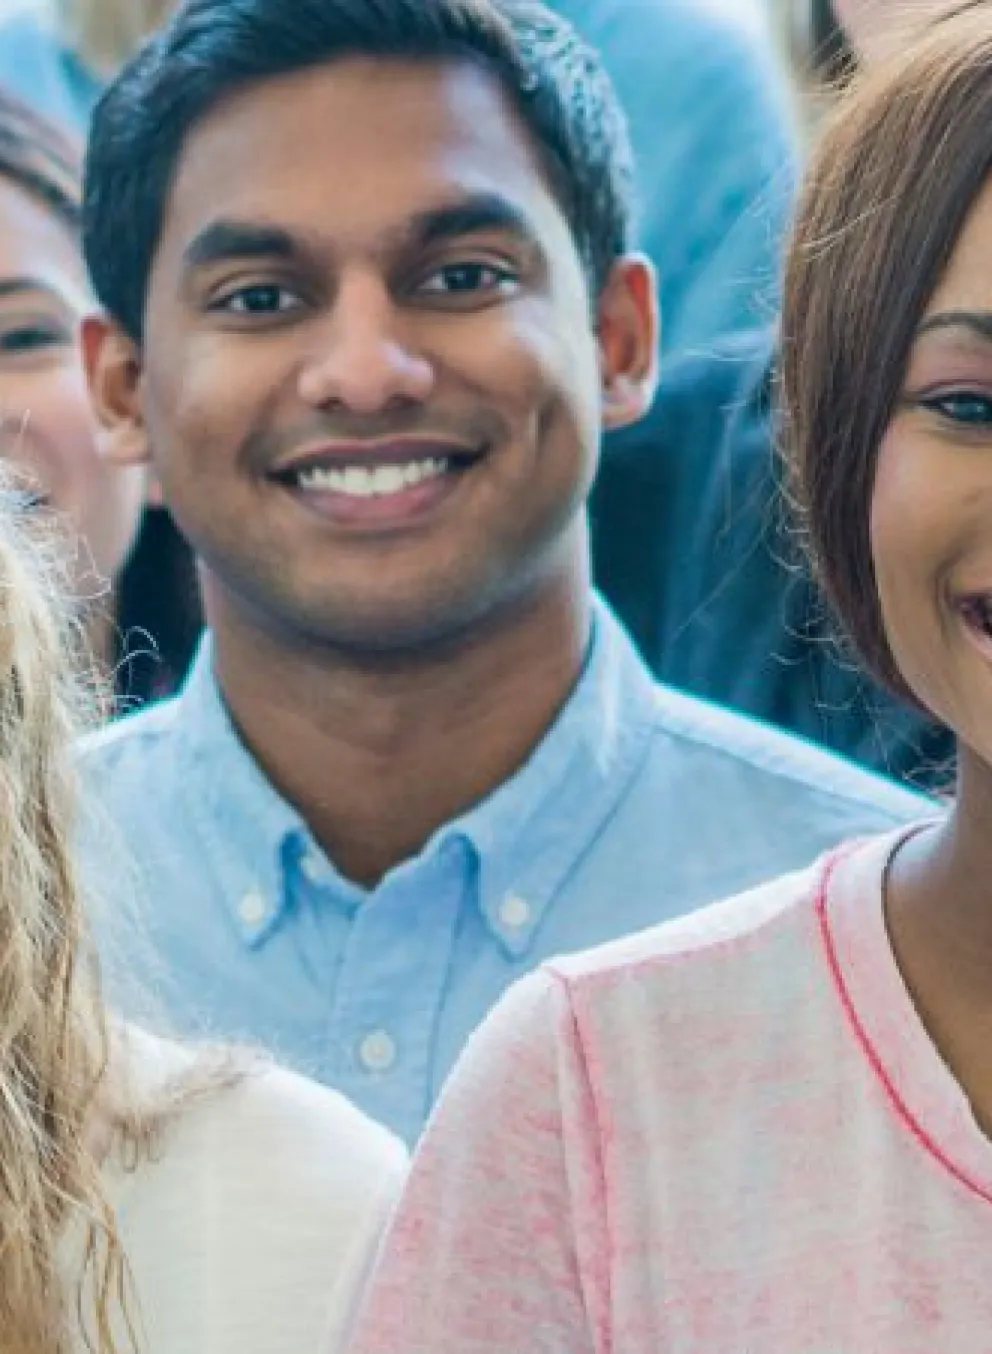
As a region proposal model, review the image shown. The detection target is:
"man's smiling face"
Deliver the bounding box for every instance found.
[102,57,652,653]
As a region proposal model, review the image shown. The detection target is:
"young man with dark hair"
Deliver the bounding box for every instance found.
[79,0,927,1145]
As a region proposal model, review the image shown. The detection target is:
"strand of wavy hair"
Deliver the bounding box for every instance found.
[0,494,137,1354]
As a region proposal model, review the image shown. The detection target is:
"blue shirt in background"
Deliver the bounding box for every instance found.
[550,0,800,352]
[0,10,98,132]
[79,601,930,1146]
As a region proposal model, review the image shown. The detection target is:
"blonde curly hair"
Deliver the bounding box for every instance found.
[0,82,241,1354]
[0,487,239,1354]
[0,475,138,1353]
[55,0,174,76]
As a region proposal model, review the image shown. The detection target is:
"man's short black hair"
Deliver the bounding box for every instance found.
[82,0,636,341]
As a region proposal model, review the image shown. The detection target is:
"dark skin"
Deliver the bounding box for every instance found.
[203,560,590,883]
[85,59,657,886]
[872,177,992,1134]
[885,770,992,1136]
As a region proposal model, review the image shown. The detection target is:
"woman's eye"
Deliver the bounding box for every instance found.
[923,392,992,425]
[12,486,48,512]
[0,324,64,355]
[216,284,302,316]
[418,263,519,296]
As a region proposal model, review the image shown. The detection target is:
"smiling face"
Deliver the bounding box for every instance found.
[871,174,992,756]
[0,175,144,593]
[86,57,656,654]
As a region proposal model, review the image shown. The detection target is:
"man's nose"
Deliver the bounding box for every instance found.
[297,274,436,415]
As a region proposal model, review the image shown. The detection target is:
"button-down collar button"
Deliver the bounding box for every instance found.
[499,893,532,930]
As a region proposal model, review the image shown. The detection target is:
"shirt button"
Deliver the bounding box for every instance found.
[499,893,531,929]
[238,890,269,928]
[299,852,323,884]
[358,1030,398,1074]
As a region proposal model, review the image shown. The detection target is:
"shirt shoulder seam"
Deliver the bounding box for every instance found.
[645,686,928,817]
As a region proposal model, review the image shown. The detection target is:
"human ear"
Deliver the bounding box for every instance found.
[81,313,153,468]
[595,255,659,432]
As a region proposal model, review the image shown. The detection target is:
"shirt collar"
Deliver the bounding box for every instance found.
[174,596,658,957]
[176,635,301,948]
[442,596,658,958]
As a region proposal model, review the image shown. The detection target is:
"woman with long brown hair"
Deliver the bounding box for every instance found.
[348,5,992,1350]
[0,431,405,1341]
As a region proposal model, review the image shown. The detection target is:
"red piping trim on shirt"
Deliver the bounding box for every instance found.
[816,847,992,1208]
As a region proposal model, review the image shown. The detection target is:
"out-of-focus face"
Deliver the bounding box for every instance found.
[870,174,992,762]
[88,58,656,654]
[0,175,144,594]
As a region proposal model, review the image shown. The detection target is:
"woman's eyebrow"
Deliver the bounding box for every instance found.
[916,309,992,345]
[0,277,62,301]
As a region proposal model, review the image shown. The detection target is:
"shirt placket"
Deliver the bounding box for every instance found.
[326,850,466,1145]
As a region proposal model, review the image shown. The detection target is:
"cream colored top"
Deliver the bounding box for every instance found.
[67,1034,406,1353]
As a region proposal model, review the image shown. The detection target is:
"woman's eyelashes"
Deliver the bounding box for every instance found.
[917,390,992,426]
[0,317,72,357]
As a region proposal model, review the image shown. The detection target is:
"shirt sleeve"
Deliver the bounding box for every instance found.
[348,968,610,1354]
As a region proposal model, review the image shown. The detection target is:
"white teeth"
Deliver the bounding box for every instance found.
[343,466,371,496]
[295,457,449,497]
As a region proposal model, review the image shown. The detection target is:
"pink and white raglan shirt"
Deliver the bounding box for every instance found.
[350,824,992,1353]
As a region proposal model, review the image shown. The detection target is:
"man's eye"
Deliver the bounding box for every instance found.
[216,285,302,315]
[418,263,519,296]
[922,392,992,425]
[0,324,65,354]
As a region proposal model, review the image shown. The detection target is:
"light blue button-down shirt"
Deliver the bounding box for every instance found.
[80,602,930,1144]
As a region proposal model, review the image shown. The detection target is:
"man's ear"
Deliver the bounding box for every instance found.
[81,312,153,467]
[596,255,659,433]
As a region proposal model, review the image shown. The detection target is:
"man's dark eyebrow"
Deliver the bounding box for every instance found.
[181,196,541,275]
[182,220,299,273]
[916,310,992,345]
[409,193,541,252]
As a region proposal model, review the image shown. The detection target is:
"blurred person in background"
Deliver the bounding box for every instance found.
[553,0,801,354]
[0,89,142,649]
[0,0,170,130]
[590,0,958,786]
[0,478,404,1354]
[0,86,198,700]
[77,0,926,1150]
[589,323,957,786]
